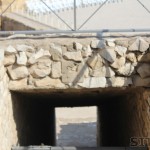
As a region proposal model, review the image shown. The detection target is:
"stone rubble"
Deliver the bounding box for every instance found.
[0,36,150,89]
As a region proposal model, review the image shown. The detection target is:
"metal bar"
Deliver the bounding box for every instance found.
[40,0,73,30]
[0,28,150,36]
[78,0,109,30]
[0,0,16,16]
[74,0,77,31]
[136,0,150,14]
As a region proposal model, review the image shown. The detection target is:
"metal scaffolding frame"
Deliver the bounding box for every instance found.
[0,0,150,35]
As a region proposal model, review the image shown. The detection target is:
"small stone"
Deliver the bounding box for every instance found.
[133,75,150,87]
[9,78,27,90]
[82,45,92,58]
[90,66,115,77]
[78,77,106,88]
[51,62,62,78]
[138,53,150,62]
[87,54,103,69]
[34,76,66,88]
[7,65,29,80]
[50,44,62,61]
[16,52,27,65]
[29,59,51,78]
[5,45,17,55]
[128,37,149,52]
[126,53,137,63]
[137,63,150,78]
[73,42,83,50]
[16,44,34,52]
[28,49,51,64]
[99,47,116,63]
[115,46,127,57]
[115,39,128,47]
[111,57,126,69]
[91,40,106,49]
[4,54,16,66]
[63,51,83,62]
[117,63,134,76]
[106,39,115,47]
[107,77,132,87]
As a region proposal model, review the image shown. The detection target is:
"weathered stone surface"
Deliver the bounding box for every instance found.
[82,45,92,58]
[133,75,150,87]
[34,76,66,88]
[29,59,51,78]
[111,57,125,69]
[78,77,106,88]
[16,52,27,65]
[28,49,51,64]
[90,66,115,77]
[0,48,4,60]
[63,51,83,62]
[137,63,150,78]
[7,65,29,80]
[73,42,83,50]
[99,47,116,63]
[91,40,106,49]
[137,53,150,62]
[0,66,6,81]
[3,55,15,66]
[117,63,134,76]
[107,77,132,87]
[115,39,128,47]
[16,44,34,52]
[5,45,17,55]
[87,54,103,69]
[9,78,27,90]
[128,37,149,52]
[51,62,62,78]
[115,46,127,57]
[106,39,115,47]
[50,43,62,61]
[126,53,137,63]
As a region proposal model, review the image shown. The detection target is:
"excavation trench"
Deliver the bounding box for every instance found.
[10,88,150,147]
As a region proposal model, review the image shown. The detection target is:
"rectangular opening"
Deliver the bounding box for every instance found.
[56,106,97,147]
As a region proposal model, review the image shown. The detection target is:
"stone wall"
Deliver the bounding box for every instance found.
[1,36,150,90]
[0,47,18,150]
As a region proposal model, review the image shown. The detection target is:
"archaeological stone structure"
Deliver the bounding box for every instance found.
[0,35,150,150]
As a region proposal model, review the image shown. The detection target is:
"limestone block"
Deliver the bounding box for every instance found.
[115,39,128,47]
[115,46,127,57]
[9,78,27,90]
[28,49,51,64]
[5,45,16,55]
[137,63,150,78]
[29,59,51,78]
[128,37,149,52]
[73,42,83,50]
[117,63,134,76]
[111,57,126,69]
[16,52,27,65]
[3,55,16,66]
[51,62,62,78]
[16,44,34,52]
[78,77,106,88]
[34,76,66,88]
[82,45,92,58]
[106,39,115,47]
[133,75,150,87]
[7,65,29,80]
[126,53,137,63]
[87,54,103,69]
[99,47,116,63]
[63,51,83,62]
[91,40,106,49]
[107,77,132,87]
[90,66,115,77]
[137,53,150,62]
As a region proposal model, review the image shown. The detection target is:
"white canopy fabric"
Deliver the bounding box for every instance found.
[25,0,123,14]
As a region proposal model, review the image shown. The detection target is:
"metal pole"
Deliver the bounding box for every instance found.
[74,0,77,31]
